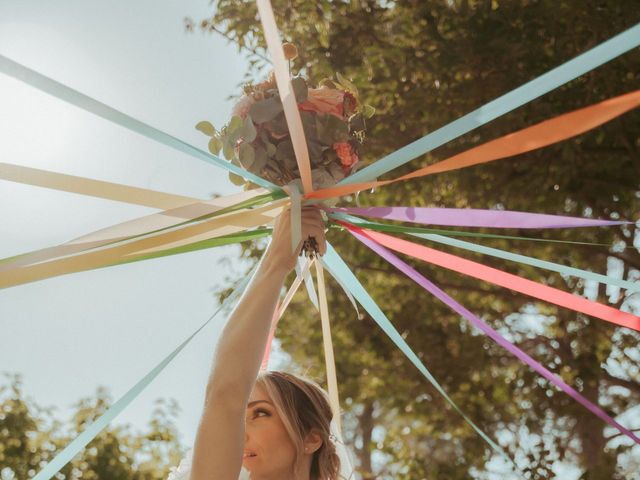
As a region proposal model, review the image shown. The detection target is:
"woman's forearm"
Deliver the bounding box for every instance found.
[204,251,288,405]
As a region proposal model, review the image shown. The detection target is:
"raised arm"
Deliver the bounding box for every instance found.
[190,207,326,480]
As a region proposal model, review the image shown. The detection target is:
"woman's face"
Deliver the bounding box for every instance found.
[243,384,297,478]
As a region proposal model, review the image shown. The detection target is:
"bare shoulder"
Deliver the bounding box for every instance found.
[190,397,246,480]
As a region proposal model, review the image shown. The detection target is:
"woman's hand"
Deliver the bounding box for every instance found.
[263,207,327,276]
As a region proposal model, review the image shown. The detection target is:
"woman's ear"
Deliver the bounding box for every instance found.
[303,430,323,454]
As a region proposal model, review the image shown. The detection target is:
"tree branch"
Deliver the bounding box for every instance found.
[600,371,640,398]
[606,427,640,441]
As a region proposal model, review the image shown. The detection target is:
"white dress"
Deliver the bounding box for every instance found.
[166,450,250,480]
[167,440,355,480]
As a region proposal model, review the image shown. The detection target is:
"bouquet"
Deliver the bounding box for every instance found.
[196,45,374,192]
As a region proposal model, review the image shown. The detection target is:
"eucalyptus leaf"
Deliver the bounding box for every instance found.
[208,137,222,155]
[253,146,268,172]
[249,97,284,123]
[270,112,289,136]
[228,172,246,186]
[322,147,338,167]
[276,140,296,168]
[222,139,236,161]
[319,78,337,89]
[244,182,262,191]
[328,162,346,181]
[316,114,349,144]
[336,72,358,96]
[307,140,324,165]
[362,104,376,118]
[291,76,308,102]
[259,129,271,144]
[349,113,366,133]
[238,143,255,169]
[242,115,257,142]
[228,115,243,133]
[300,111,317,141]
[195,121,216,136]
[311,168,334,189]
[266,142,277,157]
[228,118,244,144]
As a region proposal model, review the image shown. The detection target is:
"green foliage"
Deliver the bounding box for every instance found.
[0,374,185,479]
[201,1,640,478]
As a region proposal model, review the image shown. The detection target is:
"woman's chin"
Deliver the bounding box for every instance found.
[242,457,257,470]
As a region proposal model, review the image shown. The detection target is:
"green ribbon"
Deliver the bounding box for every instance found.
[330,213,628,247]
[331,213,639,293]
[0,191,282,269]
[0,55,281,192]
[110,229,272,267]
[321,243,515,467]
[32,264,257,480]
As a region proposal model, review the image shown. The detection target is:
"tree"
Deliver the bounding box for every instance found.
[0,373,185,479]
[196,1,640,478]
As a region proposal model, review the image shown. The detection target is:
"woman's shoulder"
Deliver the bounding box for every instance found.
[167,450,249,480]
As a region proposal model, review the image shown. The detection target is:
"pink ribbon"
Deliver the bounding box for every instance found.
[347,223,640,446]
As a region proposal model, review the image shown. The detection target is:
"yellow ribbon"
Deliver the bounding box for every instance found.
[0,188,268,272]
[0,162,198,209]
[0,200,288,289]
[315,261,342,433]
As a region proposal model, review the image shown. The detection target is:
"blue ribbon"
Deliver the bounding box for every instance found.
[32,269,255,480]
[321,243,515,467]
[340,22,640,184]
[0,55,281,192]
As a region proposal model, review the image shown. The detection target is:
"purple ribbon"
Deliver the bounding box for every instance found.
[349,227,640,446]
[333,207,629,229]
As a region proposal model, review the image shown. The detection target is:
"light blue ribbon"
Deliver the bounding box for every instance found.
[32,268,255,480]
[409,232,640,294]
[0,55,280,192]
[340,22,640,184]
[321,243,514,467]
[296,256,319,310]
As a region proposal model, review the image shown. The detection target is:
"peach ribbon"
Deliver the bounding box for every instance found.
[261,258,314,370]
[256,0,314,194]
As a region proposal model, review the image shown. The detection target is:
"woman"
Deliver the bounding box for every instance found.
[169,207,344,480]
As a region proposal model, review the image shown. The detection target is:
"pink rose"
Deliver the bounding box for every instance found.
[299,87,345,119]
[231,95,254,119]
[333,142,358,168]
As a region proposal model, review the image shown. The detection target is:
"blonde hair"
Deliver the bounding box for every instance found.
[255,371,341,480]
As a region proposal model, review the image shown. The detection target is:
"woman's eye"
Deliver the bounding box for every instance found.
[253,408,270,418]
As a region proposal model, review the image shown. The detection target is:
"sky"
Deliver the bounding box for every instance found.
[0,0,286,452]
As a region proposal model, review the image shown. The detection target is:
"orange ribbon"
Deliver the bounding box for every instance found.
[308,89,640,200]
